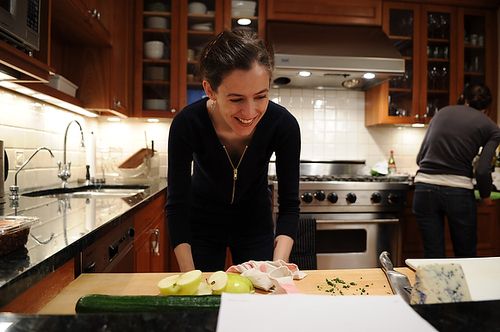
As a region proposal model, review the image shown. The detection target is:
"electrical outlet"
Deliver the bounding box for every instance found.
[15,151,24,168]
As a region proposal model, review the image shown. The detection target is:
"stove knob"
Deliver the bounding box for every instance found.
[301,192,313,203]
[314,190,326,201]
[327,192,338,203]
[371,192,382,204]
[346,192,357,204]
[388,193,400,205]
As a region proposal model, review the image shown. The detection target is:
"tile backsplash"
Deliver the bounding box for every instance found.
[1,86,427,194]
[270,88,426,174]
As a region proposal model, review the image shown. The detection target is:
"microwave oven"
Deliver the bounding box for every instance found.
[0,0,41,51]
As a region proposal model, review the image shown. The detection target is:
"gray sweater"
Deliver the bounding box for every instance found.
[416,105,500,198]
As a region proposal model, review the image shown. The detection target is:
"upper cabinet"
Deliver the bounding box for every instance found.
[366,1,497,126]
[267,0,382,26]
[133,0,266,118]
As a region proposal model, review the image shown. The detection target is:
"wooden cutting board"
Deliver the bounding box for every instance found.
[118,148,154,169]
[39,268,415,314]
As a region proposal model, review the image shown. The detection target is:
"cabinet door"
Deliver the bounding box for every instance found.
[457,8,497,121]
[368,2,421,126]
[133,0,180,118]
[420,5,457,123]
[224,0,266,38]
[267,0,382,26]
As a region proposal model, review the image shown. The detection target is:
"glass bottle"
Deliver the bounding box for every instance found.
[388,150,397,175]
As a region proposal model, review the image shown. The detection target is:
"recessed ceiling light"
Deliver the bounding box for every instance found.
[237,18,251,26]
[298,71,311,77]
[363,72,376,79]
[342,79,360,88]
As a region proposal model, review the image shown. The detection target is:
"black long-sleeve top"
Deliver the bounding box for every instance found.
[166,97,301,248]
[416,105,500,198]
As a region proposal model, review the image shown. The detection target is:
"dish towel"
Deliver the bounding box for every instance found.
[289,217,317,270]
[226,260,307,294]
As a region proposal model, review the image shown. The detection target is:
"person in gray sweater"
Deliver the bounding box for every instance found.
[413,84,500,258]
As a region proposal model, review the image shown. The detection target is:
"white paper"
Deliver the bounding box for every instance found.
[406,257,500,301]
[86,131,96,179]
[216,294,437,332]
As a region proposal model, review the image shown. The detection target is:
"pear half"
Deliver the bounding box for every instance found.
[157,274,181,295]
[208,271,228,295]
[177,269,203,295]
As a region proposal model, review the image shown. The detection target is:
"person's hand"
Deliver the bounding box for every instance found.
[480,197,495,206]
[173,243,196,272]
[273,235,294,262]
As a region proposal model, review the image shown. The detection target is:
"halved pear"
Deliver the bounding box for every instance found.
[157,274,181,295]
[208,271,228,295]
[177,269,203,295]
[196,279,213,295]
[226,273,254,294]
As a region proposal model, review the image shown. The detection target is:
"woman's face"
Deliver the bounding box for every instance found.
[204,62,270,137]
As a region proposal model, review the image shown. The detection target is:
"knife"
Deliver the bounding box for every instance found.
[379,251,412,303]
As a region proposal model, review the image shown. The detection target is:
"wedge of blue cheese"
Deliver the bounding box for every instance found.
[410,263,471,304]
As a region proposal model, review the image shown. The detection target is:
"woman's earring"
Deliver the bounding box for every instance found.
[211,100,216,112]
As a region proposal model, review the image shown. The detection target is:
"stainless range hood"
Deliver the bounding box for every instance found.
[267,22,405,90]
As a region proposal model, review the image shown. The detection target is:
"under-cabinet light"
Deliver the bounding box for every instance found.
[237,18,251,26]
[107,117,121,122]
[0,81,97,117]
[411,123,425,128]
[363,72,375,79]
[147,118,160,123]
[298,71,311,77]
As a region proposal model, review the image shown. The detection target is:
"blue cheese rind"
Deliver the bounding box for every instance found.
[410,263,471,304]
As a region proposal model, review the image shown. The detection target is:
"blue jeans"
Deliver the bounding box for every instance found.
[412,183,477,258]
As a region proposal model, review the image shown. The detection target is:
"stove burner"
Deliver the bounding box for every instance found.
[268,174,410,183]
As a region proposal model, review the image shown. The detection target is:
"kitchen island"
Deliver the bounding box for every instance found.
[1,269,499,331]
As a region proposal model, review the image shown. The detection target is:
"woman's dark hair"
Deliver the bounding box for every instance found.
[198,28,274,91]
[457,83,492,110]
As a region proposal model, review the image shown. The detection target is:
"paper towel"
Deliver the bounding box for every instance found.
[86,131,96,179]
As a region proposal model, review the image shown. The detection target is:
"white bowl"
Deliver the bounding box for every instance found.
[232,1,256,10]
[232,9,255,17]
[144,41,164,59]
[191,23,213,31]
[145,16,168,29]
[144,99,167,110]
[146,2,167,11]
[188,2,207,14]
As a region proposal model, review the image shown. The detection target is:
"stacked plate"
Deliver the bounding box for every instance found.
[191,22,213,31]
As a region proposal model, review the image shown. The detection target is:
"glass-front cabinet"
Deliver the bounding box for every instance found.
[366,2,497,126]
[134,0,266,118]
[133,0,179,118]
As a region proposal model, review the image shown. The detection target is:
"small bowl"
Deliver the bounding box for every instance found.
[144,66,169,80]
[188,2,207,14]
[144,99,167,110]
[232,9,255,16]
[146,2,167,11]
[144,41,164,59]
[232,0,256,10]
[145,16,168,29]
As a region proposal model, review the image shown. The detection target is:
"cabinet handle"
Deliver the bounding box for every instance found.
[89,8,101,20]
[414,114,419,119]
[114,99,122,109]
[171,109,176,113]
[151,228,160,256]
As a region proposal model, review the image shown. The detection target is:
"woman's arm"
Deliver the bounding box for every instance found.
[273,235,294,262]
[173,243,196,272]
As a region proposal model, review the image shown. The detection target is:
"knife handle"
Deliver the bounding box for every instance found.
[379,251,394,271]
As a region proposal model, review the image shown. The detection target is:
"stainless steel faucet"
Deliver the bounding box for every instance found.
[58,120,85,187]
[9,147,55,206]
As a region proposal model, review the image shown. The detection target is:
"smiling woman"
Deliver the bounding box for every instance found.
[166,29,301,273]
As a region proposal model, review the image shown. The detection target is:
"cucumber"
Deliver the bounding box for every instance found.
[75,294,221,313]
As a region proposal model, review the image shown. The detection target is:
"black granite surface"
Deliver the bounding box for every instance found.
[0,300,499,332]
[0,179,167,307]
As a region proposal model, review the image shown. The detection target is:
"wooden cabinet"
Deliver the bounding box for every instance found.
[366,1,497,126]
[267,0,382,26]
[400,189,500,264]
[133,0,266,118]
[133,191,168,272]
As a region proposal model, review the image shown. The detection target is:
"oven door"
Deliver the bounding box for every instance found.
[312,213,401,269]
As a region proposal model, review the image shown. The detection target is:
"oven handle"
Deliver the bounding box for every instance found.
[315,218,399,224]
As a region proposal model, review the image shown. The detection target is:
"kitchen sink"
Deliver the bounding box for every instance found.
[22,184,149,199]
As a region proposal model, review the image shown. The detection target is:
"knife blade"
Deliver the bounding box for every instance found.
[379,251,412,303]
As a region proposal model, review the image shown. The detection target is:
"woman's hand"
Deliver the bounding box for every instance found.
[173,243,196,272]
[273,235,294,262]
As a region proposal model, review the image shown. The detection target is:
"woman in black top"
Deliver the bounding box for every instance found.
[413,84,500,258]
[166,29,301,272]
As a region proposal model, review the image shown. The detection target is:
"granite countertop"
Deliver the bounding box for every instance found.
[0,300,499,331]
[0,178,167,307]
